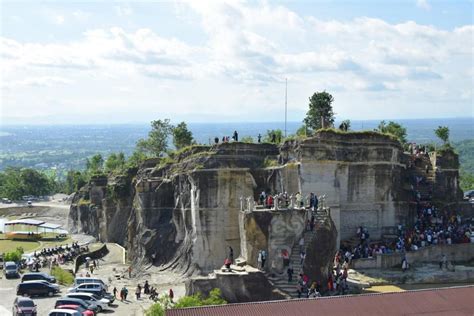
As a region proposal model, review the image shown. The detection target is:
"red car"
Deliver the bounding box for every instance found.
[56,304,95,316]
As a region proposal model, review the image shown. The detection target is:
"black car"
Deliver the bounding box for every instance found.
[55,297,98,314]
[21,272,56,283]
[4,261,20,278]
[17,281,60,297]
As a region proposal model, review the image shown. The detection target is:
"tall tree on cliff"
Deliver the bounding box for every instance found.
[435,126,450,145]
[377,120,407,144]
[86,154,104,173]
[137,119,173,156]
[172,122,194,150]
[303,91,335,131]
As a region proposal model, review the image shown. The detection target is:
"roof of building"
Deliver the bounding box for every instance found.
[166,286,474,316]
[38,223,62,230]
[5,219,45,226]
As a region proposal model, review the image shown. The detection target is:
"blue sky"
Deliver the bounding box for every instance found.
[1,0,473,124]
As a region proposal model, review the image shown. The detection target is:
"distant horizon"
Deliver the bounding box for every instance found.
[1,116,472,127]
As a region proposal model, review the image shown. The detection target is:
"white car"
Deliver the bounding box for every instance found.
[49,309,81,316]
[73,277,108,291]
[68,282,106,295]
[65,292,110,312]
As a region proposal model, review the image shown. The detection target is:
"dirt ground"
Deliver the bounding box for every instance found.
[0,203,187,316]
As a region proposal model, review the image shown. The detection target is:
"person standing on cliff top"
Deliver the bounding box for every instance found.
[233,130,239,142]
[258,134,262,143]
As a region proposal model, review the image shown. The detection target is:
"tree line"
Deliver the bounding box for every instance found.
[0,91,468,200]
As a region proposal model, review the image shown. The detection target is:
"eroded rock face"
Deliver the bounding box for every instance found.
[68,131,462,278]
[185,267,288,303]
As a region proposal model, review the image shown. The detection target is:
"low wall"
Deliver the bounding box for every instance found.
[74,244,109,273]
[352,243,474,269]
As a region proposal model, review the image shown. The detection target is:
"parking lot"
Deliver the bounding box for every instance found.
[0,243,186,315]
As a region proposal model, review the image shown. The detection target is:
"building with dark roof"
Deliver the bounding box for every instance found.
[166,286,474,316]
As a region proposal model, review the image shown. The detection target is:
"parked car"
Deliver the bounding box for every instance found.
[48,309,81,316]
[73,278,108,291]
[67,282,114,303]
[55,298,98,314]
[68,283,106,295]
[463,190,474,200]
[56,304,94,316]
[66,293,109,312]
[22,272,56,283]
[4,261,20,278]
[17,281,60,297]
[23,280,60,291]
[12,296,37,316]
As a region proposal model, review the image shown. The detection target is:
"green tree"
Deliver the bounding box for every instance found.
[172,122,194,150]
[339,119,351,131]
[303,91,335,131]
[137,119,173,156]
[127,151,148,168]
[0,167,56,200]
[377,120,407,144]
[435,126,450,144]
[296,125,311,137]
[105,152,126,173]
[86,154,104,173]
[64,171,87,194]
[263,129,283,144]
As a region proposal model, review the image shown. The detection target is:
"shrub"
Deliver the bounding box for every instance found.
[51,266,74,285]
[4,247,24,262]
[145,303,165,316]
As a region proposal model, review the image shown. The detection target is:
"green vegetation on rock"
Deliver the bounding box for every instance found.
[145,288,227,316]
[377,120,407,144]
[304,91,335,131]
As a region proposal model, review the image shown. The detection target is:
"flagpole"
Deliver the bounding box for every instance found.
[285,78,287,138]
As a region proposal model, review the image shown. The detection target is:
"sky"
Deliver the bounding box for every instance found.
[0,0,473,124]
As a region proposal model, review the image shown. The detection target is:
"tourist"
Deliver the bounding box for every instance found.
[228,246,234,263]
[257,250,263,269]
[233,130,239,142]
[271,133,276,143]
[282,249,290,267]
[120,286,128,301]
[113,287,117,298]
[261,250,267,269]
[295,192,303,208]
[300,251,306,265]
[214,137,219,144]
[144,280,150,294]
[257,134,262,143]
[135,284,141,300]
[128,265,132,278]
[169,288,174,302]
[299,237,305,253]
[401,257,408,272]
[224,258,232,271]
[287,265,294,282]
[259,191,266,205]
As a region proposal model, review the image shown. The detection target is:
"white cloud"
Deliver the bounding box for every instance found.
[54,15,65,25]
[115,5,133,17]
[1,1,472,123]
[416,0,431,10]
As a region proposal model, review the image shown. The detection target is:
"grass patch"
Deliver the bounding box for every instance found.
[0,239,40,253]
[51,266,74,285]
[263,157,279,168]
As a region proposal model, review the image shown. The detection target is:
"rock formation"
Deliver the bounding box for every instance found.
[69,130,462,281]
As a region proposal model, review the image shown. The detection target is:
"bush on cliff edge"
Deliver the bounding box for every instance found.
[145,288,227,316]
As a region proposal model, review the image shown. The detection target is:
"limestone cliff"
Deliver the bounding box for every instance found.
[69,130,462,277]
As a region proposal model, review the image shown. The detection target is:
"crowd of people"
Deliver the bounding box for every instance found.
[24,242,88,271]
[113,282,174,303]
[258,191,319,211]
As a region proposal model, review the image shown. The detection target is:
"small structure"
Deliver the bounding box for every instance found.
[4,219,68,240]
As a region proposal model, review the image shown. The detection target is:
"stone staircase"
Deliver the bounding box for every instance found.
[412,156,435,202]
[266,208,329,298]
